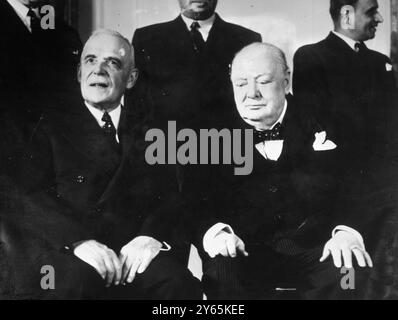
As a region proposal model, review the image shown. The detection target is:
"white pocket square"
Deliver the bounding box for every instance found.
[313,131,337,151]
[386,63,393,72]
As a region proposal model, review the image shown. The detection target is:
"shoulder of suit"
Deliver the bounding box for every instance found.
[294,37,329,59]
[133,18,181,44]
[366,48,392,64]
[218,19,261,41]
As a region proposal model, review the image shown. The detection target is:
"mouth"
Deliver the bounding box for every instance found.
[245,104,266,110]
[89,82,109,89]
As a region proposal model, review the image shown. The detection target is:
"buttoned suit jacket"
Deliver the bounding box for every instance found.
[129,14,262,130]
[0,103,185,299]
[196,96,343,254]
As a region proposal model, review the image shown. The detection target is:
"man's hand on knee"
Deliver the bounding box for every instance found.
[73,240,122,287]
[119,236,162,285]
[320,231,373,269]
[206,232,249,259]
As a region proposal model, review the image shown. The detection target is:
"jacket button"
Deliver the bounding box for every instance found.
[76,175,85,183]
[274,214,284,223]
[269,186,278,193]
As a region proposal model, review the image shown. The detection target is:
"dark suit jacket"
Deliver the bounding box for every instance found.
[129,14,261,130]
[293,32,398,255]
[293,32,397,167]
[0,104,185,299]
[196,96,341,254]
[0,0,82,113]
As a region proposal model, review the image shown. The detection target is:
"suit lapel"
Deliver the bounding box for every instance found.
[97,106,141,204]
[1,1,32,40]
[60,104,121,168]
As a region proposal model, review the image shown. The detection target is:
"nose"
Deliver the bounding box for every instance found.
[92,60,107,75]
[246,81,260,99]
[375,11,383,23]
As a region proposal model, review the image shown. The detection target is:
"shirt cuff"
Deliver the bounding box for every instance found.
[332,225,365,250]
[159,241,172,252]
[203,222,234,254]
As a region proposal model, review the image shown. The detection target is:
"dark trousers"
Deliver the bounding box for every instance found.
[3,250,202,300]
[202,242,369,300]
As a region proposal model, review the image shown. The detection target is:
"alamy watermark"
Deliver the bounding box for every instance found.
[145,121,254,176]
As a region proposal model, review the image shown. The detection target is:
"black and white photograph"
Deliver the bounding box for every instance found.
[0,0,397,303]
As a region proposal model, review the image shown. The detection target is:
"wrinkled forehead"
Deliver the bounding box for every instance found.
[231,52,278,79]
[81,34,130,62]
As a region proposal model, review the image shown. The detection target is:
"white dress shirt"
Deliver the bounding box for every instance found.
[181,13,216,42]
[85,102,121,143]
[255,100,288,161]
[332,31,361,52]
[7,0,39,33]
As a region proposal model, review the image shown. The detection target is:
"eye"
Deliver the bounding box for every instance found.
[233,80,247,87]
[257,78,271,85]
[107,59,121,69]
[85,57,96,64]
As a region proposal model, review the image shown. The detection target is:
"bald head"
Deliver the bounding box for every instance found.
[230,43,290,130]
[231,43,289,77]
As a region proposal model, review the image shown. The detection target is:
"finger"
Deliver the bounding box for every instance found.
[109,250,122,285]
[364,251,373,268]
[236,239,249,257]
[102,250,116,287]
[352,248,366,268]
[121,255,133,284]
[226,236,237,258]
[319,244,331,262]
[341,247,353,269]
[137,250,154,274]
[330,247,342,268]
[127,255,142,283]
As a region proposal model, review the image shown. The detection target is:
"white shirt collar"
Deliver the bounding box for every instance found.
[332,31,359,52]
[84,102,122,131]
[7,0,39,32]
[181,13,216,41]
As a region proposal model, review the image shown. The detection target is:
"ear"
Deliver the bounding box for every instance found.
[283,68,291,95]
[77,63,82,83]
[340,5,355,30]
[126,68,139,90]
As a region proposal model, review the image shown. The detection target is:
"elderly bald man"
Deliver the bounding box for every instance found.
[197,43,372,300]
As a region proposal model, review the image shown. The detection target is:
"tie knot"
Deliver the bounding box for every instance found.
[191,21,201,30]
[254,123,284,144]
[355,42,366,53]
[27,9,38,19]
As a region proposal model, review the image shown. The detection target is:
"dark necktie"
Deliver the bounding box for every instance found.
[355,42,367,53]
[254,123,284,144]
[190,21,205,53]
[27,9,41,35]
[102,111,118,143]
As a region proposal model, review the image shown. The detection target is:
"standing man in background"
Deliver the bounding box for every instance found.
[129,0,262,131]
[293,0,398,299]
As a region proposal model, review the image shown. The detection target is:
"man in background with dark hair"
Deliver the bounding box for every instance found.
[293,0,398,299]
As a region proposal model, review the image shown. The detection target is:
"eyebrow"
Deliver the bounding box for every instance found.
[232,73,272,80]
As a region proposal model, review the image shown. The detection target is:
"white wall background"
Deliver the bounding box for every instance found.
[80,0,391,70]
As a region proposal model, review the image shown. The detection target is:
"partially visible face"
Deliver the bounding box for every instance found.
[178,0,218,20]
[79,34,137,111]
[231,49,290,130]
[17,0,42,8]
[353,0,383,41]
